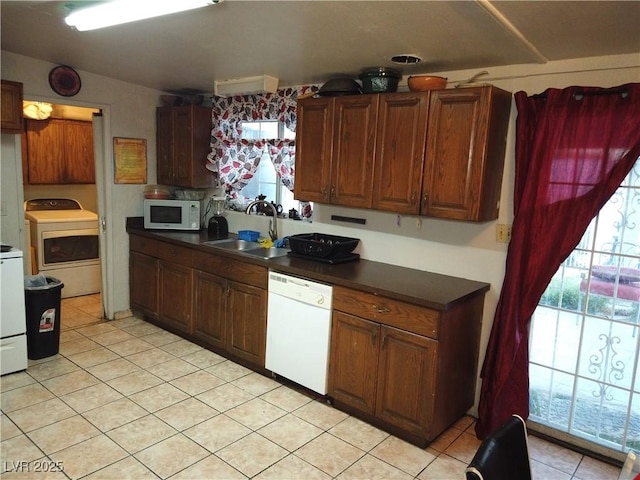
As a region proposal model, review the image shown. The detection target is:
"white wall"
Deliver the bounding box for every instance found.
[2,50,638,411]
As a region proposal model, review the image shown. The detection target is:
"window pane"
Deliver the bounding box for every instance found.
[241,150,277,201]
[241,121,278,139]
[283,124,295,140]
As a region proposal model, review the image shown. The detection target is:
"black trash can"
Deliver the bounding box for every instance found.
[24,275,64,360]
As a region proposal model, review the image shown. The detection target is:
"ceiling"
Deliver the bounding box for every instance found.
[1,1,639,94]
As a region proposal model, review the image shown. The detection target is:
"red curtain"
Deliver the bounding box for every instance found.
[476,83,640,438]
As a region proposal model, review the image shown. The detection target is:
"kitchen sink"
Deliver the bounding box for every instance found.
[201,238,258,251]
[242,247,290,260]
[201,238,290,259]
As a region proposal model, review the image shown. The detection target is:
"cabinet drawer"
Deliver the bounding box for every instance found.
[193,251,267,289]
[157,242,193,266]
[333,286,439,339]
[130,235,158,256]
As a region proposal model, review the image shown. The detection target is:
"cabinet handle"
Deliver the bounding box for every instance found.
[410,193,417,205]
[373,304,390,314]
[372,329,378,345]
[381,331,388,348]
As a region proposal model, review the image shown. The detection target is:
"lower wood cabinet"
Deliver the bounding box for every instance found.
[130,236,193,335]
[375,324,437,436]
[329,306,438,442]
[329,285,483,447]
[129,234,268,369]
[192,251,267,368]
[158,260,192,335]
[129,231,488,447]
[129,236,159,320]
[329,311,379,414]
[226,280,267,366]
[192,268,267,367]
[192,270,226,350]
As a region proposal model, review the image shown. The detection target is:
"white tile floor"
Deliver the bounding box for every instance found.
[0,294,624,479]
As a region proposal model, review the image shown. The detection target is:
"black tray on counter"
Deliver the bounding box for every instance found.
[288,233,359,259]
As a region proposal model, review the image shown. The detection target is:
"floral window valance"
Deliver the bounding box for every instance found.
[206,85,318,192]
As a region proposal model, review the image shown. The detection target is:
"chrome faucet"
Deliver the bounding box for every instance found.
[244,200,278,241]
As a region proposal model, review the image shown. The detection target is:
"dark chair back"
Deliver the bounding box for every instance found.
[465,414,532,480]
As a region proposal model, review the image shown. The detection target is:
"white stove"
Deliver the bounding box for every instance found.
[1,247,28,375]
[25,199,101,298]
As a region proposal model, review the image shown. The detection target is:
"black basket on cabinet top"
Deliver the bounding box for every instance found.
[288,233,360,259]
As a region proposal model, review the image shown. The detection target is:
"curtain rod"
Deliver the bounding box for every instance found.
[533,87,629,100]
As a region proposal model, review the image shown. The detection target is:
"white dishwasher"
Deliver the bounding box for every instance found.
[266,270,333,395]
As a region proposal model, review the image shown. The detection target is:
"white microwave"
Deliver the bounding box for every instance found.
[143,199,201,231]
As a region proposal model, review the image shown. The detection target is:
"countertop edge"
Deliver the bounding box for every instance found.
[126,219,490,311]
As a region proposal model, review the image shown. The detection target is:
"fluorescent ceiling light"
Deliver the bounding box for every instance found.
[65,0,220,32]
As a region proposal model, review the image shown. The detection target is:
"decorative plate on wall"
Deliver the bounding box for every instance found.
[48,65,81,96]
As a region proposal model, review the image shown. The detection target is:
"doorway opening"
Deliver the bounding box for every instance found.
[22,101,106,327]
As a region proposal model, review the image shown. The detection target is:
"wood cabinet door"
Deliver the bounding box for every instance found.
[190,106,215,189]
[1,80,23,134]
[331,95,378,208]
[328,311,379,415]
[25,119,94,184]
[158,260,193,334]
[294,97,334,203]
[422,87,511,221]
[171,107,193,187]
[25,119,66,184]
[156,107,173,185]
[376,326,437,437]
[372,93,428,214]
[193,270,227,350]
[64,120,95,183]
[156,106,211,188]
[129,252,159,319]
[226,280,267,367]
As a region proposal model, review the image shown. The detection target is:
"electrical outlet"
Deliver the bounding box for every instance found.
[496,224,512,243]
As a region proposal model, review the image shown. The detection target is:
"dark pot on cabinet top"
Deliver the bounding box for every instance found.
[318,77,362,96]
[359,67,401,93]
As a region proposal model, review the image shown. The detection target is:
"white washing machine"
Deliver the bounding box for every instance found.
[25,198,101,298]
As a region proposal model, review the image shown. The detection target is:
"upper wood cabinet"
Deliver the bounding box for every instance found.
[422,86,512,221]
[23,118,95,184]
[330,95,378,208]
[372,93,428,213]
[294,97,333,203]
[297,93,412,210]
[295,86,511,221]
[156,105,213,188]
[1,80,23,134]
[295,94,379,208]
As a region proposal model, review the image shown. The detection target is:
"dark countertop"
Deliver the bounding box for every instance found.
[127,218,490,311]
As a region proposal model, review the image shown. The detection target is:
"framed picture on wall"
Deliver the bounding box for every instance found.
[113,137,146,184]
